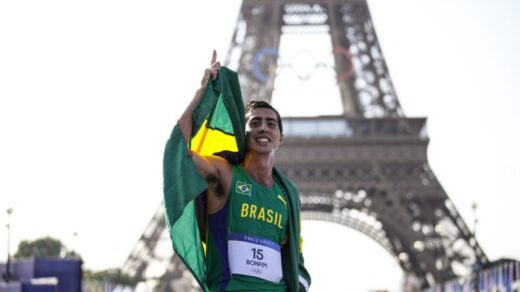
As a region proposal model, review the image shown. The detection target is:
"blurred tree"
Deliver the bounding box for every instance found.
[83,268,137,287]
[14,236,65,258]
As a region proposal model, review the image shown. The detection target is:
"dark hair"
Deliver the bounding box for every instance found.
[245,100,283,134]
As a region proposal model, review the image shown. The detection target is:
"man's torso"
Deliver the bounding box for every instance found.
[205,165,289,291]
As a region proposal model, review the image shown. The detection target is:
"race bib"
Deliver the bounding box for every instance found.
[228,233,283,283]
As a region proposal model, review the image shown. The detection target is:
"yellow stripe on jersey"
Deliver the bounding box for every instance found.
[277,194,287,207]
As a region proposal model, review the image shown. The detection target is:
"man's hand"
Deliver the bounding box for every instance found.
[195,50,221,101]
[210,49,220,80]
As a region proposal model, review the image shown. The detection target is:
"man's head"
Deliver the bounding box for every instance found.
[244,100,284,155]
[245,100,283,134]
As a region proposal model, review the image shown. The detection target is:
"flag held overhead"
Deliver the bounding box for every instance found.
[163,67,245,291]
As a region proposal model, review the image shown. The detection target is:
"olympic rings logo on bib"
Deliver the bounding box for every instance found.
[228,233,283,283]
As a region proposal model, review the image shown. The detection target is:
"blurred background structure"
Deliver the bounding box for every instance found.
[1,0,519,291]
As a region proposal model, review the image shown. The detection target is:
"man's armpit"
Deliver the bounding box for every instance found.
[205,173,225,198]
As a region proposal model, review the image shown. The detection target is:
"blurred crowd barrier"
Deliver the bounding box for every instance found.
[424,259,520,292]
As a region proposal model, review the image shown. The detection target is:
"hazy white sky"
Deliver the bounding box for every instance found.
[1,0,519,291]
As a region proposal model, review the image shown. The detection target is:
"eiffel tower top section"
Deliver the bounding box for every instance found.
[225,0,404,118]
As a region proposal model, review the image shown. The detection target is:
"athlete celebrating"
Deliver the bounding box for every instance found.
[174,50,311,291]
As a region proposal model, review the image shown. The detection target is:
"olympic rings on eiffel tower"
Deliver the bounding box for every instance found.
[251,46,354,84]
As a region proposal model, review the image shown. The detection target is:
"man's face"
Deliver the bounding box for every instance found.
[245,107,283,155]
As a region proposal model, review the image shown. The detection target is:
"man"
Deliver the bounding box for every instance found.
[165,51,311,291]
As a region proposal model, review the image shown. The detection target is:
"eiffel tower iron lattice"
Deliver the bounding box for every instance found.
[123,0,488,290]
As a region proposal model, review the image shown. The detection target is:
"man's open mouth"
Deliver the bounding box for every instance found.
[255,137,271,143]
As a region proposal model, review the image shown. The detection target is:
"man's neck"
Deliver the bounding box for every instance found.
[243,153,275,187]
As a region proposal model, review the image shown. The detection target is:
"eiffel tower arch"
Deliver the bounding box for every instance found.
[123,0,488,290]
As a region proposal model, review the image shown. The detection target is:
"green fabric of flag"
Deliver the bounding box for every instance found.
[163,67,244,291]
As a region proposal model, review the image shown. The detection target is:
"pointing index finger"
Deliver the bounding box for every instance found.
[211,50,217,65]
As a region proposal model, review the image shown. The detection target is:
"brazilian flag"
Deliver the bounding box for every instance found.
[163,67,245,291]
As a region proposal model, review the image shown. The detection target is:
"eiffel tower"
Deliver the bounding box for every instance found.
[123,0,488,290]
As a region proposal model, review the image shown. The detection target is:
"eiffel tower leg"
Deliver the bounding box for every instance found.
[329,1,403,118]
[122,204,200,290]
[226,1,284,104]
[156,255,201,292]
[327,1,360,117]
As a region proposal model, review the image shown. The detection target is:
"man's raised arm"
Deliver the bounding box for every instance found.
[179,50,220,144]
[177,51,231,211]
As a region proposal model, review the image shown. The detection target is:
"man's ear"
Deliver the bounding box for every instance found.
[279,133,284,145]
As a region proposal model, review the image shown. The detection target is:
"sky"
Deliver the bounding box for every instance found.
[1,0,519,291]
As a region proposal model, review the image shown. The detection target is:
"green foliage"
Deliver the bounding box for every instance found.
[14,236,65,258]
[83,268,137,287]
